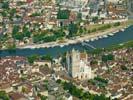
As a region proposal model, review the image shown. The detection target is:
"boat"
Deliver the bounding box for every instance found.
[109,33,114,36]
[60,45,64,47]
[98,36,103,39]
[103,35,108,38]
[85,40,90,42]
[115,30,119,33]
[121,28,125,32]
[95,37,98,40]
[88,39,90,42]
[93,37,96,40]
[90,38,94,41]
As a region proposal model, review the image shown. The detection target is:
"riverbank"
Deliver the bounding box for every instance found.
[88,40,133,54]
[18,24,129,49]
[0,25,133,57]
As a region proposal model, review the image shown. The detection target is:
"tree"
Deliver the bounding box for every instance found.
[83,92,91,99]
[21,86,27,94]
[93,94,109,100]
[102,54,114,62]
[79,27,84,34]
[68,23,78,37]
[40,96,47,100]
[90,60,98,65]
[114,22,120,26]
[77,12,82,20]
[41,55,52,61]
[38,94,47,100]
[94,76,108,84]
[59,81,110,100]
[91,28,97,33]
[57,10,70,19]
[13,32,24,40]
[10,8,16,16]
[92,16,98,23]
[2,1,9,9]
[27,55,39,64]
[24,31,31,38]
[0,91,10,100]
[12,25,21,40]
[12,25,19,34]
[121,65,128,70]
[23,25,31,38]
[1,11,7,17]
[56,79,61,84]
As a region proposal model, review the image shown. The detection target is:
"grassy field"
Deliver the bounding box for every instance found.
[86,19,133,32]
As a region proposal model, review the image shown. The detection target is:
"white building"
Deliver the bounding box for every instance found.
[128,0,133,13]
[66,49,93,80]
[59,0,88,8]
[34,60,51,68]
[107,0,120,4]
[12,0,27,2]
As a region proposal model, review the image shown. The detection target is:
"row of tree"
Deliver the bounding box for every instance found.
[56,79,110,100]
[12,25,32,41]
[27,54,52,64]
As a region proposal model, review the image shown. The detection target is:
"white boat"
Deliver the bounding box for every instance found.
[115,30,119,33]
[98,36,103,39]
[103,35,108,38]
[90,38,94,41]
[93,38,96,40]
[97,36,100,39]
[93,37,98,40]
[85,40,90,42]
[121,28,125,32]
[113,30,119,34]
[124,27,127,29]
[31,47,35,49]
[95,37,98,40]
[88,39,90,42]
[109,33,114,36]
[60,45,64,47]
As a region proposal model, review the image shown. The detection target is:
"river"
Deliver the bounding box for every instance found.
[0,25,133,57]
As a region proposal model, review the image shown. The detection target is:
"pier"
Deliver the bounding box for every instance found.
[81,42,96,49]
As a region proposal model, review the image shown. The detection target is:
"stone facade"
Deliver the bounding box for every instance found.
[66,49,92,80]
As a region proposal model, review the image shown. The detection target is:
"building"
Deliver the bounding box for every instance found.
[107,0,127,19]
[34,60,51,68]
[107,0,122,4]
[59,0,87,8]
[128,0,133,14]
[66,49,92,80]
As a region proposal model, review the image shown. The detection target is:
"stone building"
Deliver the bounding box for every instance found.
[128,0,133,13]
[66,49,93,80]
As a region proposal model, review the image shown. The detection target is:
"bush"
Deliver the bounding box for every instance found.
[121,65,128,70]
[0,91,10,100]
[114,22,120,26]
[57,10,70,19]
[94,76,108,84]
[91,28,97,32]
[27,54,39,64]
[102,54,114,62]
[61,81,110,99]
